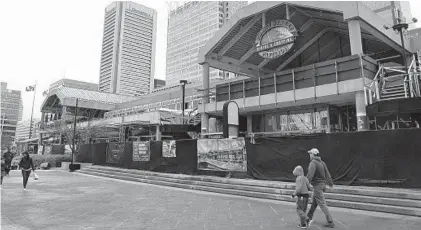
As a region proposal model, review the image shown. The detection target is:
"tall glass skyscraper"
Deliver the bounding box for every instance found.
[166,1,247,86]
[99,1,157,96]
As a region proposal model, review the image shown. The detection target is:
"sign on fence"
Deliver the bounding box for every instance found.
[133,141,150,161]
[162,140,176,158]
[37,145,43,155]
[106,143,125,164]
[197,138,247,172]
[44,145,52,155]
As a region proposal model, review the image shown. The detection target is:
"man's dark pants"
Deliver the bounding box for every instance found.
[307,183,333,222]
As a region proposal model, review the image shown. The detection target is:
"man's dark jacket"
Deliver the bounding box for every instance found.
[307,155,333,186]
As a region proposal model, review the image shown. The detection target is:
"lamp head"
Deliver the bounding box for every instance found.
[413,17,418,23]
[180,80,187,85]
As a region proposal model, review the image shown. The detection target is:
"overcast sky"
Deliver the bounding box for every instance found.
[1,0,420,121]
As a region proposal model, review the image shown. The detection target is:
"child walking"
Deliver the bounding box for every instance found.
[292,165,312,229]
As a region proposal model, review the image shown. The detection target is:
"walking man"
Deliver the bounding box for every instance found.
[306,148,335,228]
[3,147,14,176]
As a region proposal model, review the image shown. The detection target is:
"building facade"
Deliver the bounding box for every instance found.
[15,119,40,141]
[166,1,247,86]
[154,79,166,89]
[361,1,414,30]
[49,79,99,92]
[99,1,157,96]
[1,82,22,148]
[197,1,421,134]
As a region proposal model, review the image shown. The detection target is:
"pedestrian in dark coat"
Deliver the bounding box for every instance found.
[306,148,335,228]
[18,151,35,190]
[3,147,14,175]
[1,157,6,186]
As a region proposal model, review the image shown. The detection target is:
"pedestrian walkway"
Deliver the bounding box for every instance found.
[1,170,420,230]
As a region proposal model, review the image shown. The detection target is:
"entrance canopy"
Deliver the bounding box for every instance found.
[198,1,411,77]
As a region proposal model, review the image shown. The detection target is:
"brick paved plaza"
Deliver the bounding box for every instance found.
[1,170,420,230]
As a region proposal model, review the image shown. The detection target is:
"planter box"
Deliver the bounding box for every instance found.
[61,162,93,170]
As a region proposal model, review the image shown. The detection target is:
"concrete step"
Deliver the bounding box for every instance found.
[78,169,421,217]
[81,167,421,209]
[383,88,404,94]
[84,166,421,201]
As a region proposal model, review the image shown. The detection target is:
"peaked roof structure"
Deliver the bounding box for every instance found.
[41,86,139,112]
[198,1,412,77]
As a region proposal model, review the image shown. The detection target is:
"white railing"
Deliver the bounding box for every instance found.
[365,55,421,106]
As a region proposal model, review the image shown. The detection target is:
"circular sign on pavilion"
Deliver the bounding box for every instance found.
[255,19,298,59]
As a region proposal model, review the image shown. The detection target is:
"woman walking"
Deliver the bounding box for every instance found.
[18,151,35,190]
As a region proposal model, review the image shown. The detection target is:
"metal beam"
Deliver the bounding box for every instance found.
[302,35,338,66]
[326,43,350,60]
[208,53,272,75]
[217,14,261,58]
[298,19,314,34]
[238,45,256,64]
[275,27,332,72]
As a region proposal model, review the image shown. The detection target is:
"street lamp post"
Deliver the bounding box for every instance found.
[180,80,187,124]
[384,11,418,98]
[70,98,78,172]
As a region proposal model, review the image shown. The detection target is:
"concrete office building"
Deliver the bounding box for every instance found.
[1,82,22,148]
[154,79,166,89]
[15,119,40,141]
[99,1,157,96]
[166,1,247,86]
[361,1,414,30]
[18,99,23,121]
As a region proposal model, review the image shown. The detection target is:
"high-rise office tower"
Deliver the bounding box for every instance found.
[166,1,247,86]
[1,82,22,148]
[362,1,414,29]
[99,1,157,96]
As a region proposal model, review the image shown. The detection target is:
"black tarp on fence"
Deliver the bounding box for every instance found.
[91,143,107,165]
[87,140,198,174]
[76,144,92,163]
[246,129,421,188]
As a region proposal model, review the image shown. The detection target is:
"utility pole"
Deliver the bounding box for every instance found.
[70,98,78,172]
[28,81,37,139]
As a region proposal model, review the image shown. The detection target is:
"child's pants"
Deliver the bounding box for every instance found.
[296,195,309,225]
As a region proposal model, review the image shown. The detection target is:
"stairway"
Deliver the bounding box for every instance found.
[380,83,406,100]
[77,166,421,217]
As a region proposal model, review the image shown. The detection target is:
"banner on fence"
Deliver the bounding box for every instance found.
[106,142,125,164]
[162,140,176,158]
[197,138,247,172]
[44,145,52,155]
[37,145,43,155]
[133,141,150,161]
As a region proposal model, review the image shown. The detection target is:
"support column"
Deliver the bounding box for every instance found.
[348,19,367,131]
[355,91,368,131]
[155,125,161,141]
[201,62,210,133]
[247,115,252,134]
[41,112,45,125]
[348,19,363,55]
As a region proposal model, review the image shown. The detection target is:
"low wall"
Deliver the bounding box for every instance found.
[77,129,421,188]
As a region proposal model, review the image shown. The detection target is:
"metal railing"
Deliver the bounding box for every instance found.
[365,55,421,105]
